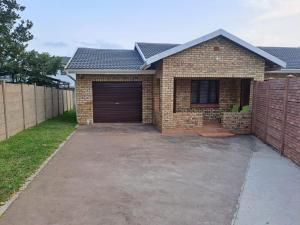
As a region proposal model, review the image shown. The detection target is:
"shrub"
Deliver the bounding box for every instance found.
[240,105,250,112]
[230,104,250,113]
[231,104,240,112]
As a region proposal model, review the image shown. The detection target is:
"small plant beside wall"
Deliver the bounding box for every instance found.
[230,104,250,113]
[222,105,252,134]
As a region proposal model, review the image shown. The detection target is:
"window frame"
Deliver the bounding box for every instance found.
[190,80,220,107]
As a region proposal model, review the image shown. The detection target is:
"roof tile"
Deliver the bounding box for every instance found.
[66,48,144,70]
[259,47,300,69]
[136,42,179,59]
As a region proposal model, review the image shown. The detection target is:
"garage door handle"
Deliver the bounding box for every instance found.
[115,102,120,104]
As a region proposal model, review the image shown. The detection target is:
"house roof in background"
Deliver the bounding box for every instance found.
[259,47,300,69]
[47,74,75,87]
[65,48,144,70]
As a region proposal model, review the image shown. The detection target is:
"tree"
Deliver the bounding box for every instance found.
[23,51,63,86]
[0,0,33,81]
[0,1,64,86]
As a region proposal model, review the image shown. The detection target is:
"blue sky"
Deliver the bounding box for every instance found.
[19,0,300,56]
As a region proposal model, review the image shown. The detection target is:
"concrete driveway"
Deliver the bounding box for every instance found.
[0,124,297,225]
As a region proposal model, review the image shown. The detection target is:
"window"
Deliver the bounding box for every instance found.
[191,80,219,104]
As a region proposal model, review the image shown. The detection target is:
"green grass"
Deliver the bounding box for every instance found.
[0,110,77,204]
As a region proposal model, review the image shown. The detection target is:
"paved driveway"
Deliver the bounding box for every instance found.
[0,124,260,225]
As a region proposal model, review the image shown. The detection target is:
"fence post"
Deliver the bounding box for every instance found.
[66,90,68,111]
[44,86,47,120]
[67,90,70,110]
[1,81,8,139]
[21,83,26,129]
[280,78,290,155]
[51,87,54,118]
[34,84,38,125]
[57,88,60,115]
[62,89,64,113]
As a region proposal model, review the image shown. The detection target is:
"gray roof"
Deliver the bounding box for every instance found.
[47,74,75,88]
[259,47,300,69]
[66,31,300,71]
[136,42,179,59]
[61,56,71,66]
[136,43,300,69]
[136,42,300,69]
[66,48,144,70]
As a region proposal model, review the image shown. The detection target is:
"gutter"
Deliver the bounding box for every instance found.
[140,63,151,70]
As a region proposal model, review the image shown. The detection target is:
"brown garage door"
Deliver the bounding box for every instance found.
[92,82,142,123]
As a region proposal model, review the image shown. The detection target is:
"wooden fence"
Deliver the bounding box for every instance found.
[252,77,300,165]
[0,81,74,141]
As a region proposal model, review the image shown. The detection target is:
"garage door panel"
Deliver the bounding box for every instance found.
[92,82,142,123]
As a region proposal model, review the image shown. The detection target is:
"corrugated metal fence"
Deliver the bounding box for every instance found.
[0,81,74,141]
[252,77,300,165]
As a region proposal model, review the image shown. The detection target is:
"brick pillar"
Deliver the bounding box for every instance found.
[141,75,153,124]
[249,79,254,109]
[160,76,174,132]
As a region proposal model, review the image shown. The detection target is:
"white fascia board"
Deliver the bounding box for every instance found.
[265,69,300,74]
[143,29,287,68]
[134,43,147,62]
[65,69,156,75]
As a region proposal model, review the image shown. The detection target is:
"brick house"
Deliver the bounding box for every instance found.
[65,29,287,133]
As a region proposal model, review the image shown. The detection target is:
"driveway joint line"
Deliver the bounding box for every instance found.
[231,148,254,225]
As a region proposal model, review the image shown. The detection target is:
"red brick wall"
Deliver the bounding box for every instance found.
[222,112,252,134]
[76,74,153,125]
[173,112,203,129]
[175,78,241,121]
[157,36,265,132]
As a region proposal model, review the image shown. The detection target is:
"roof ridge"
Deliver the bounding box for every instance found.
[77,47,133,51]
[136,42,180,45]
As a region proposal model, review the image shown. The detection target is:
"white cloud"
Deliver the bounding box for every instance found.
[239,0,300,46]
[245,0,300,20]
[79,40,123,49]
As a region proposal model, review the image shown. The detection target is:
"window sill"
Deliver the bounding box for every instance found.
[191,104,220,108]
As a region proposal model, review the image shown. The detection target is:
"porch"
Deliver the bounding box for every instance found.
[153,77,253,135]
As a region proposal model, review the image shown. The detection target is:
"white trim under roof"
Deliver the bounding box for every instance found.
[141,29,287,69]
[265,69,300,74]
[65,69,156,75]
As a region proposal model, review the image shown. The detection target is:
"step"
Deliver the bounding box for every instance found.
[197,131,235,137]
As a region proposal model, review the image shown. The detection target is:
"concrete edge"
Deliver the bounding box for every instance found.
[0,126,78,217]
[230,145,254,225]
